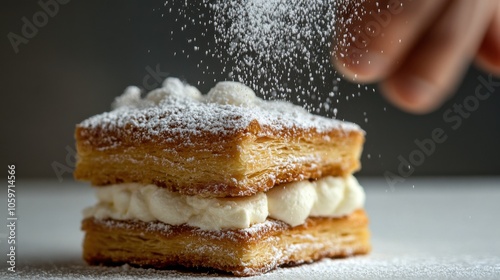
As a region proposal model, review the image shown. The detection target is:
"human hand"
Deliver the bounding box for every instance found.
[334,0,500,114]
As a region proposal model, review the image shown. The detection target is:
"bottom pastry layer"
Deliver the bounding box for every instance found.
[81,209,370,276]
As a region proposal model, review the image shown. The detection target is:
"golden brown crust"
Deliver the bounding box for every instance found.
[75,122,364,197]
[82,209,370,276]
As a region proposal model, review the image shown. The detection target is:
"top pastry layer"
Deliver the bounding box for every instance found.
[78,78,362,147]
[75,78,365,197]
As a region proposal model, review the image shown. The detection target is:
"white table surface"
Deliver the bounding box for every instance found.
[0,177,499,279]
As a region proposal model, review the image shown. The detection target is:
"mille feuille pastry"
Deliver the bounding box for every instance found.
[75,78,370,276]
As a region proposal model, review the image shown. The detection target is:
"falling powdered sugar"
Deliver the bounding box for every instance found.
[162,1,371,116]
[211,0,337,99]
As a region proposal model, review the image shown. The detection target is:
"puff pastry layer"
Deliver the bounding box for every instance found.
[75,122,364,198]
[82,209,370,276]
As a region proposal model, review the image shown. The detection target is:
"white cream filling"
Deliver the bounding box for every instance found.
[84,175,365,230]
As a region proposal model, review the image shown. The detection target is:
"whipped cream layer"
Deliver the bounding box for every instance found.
[85,175,364,231]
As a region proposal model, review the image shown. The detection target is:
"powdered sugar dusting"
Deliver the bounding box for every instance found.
[78,78,363,148]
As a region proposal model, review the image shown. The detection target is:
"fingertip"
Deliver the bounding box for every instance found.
[380,75,448,115]
[333,52,389,83]
[475,2,500,76]
[476,44,500,76]
[475,56,500,77]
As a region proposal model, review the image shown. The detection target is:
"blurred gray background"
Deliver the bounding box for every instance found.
[1,1,499,183]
